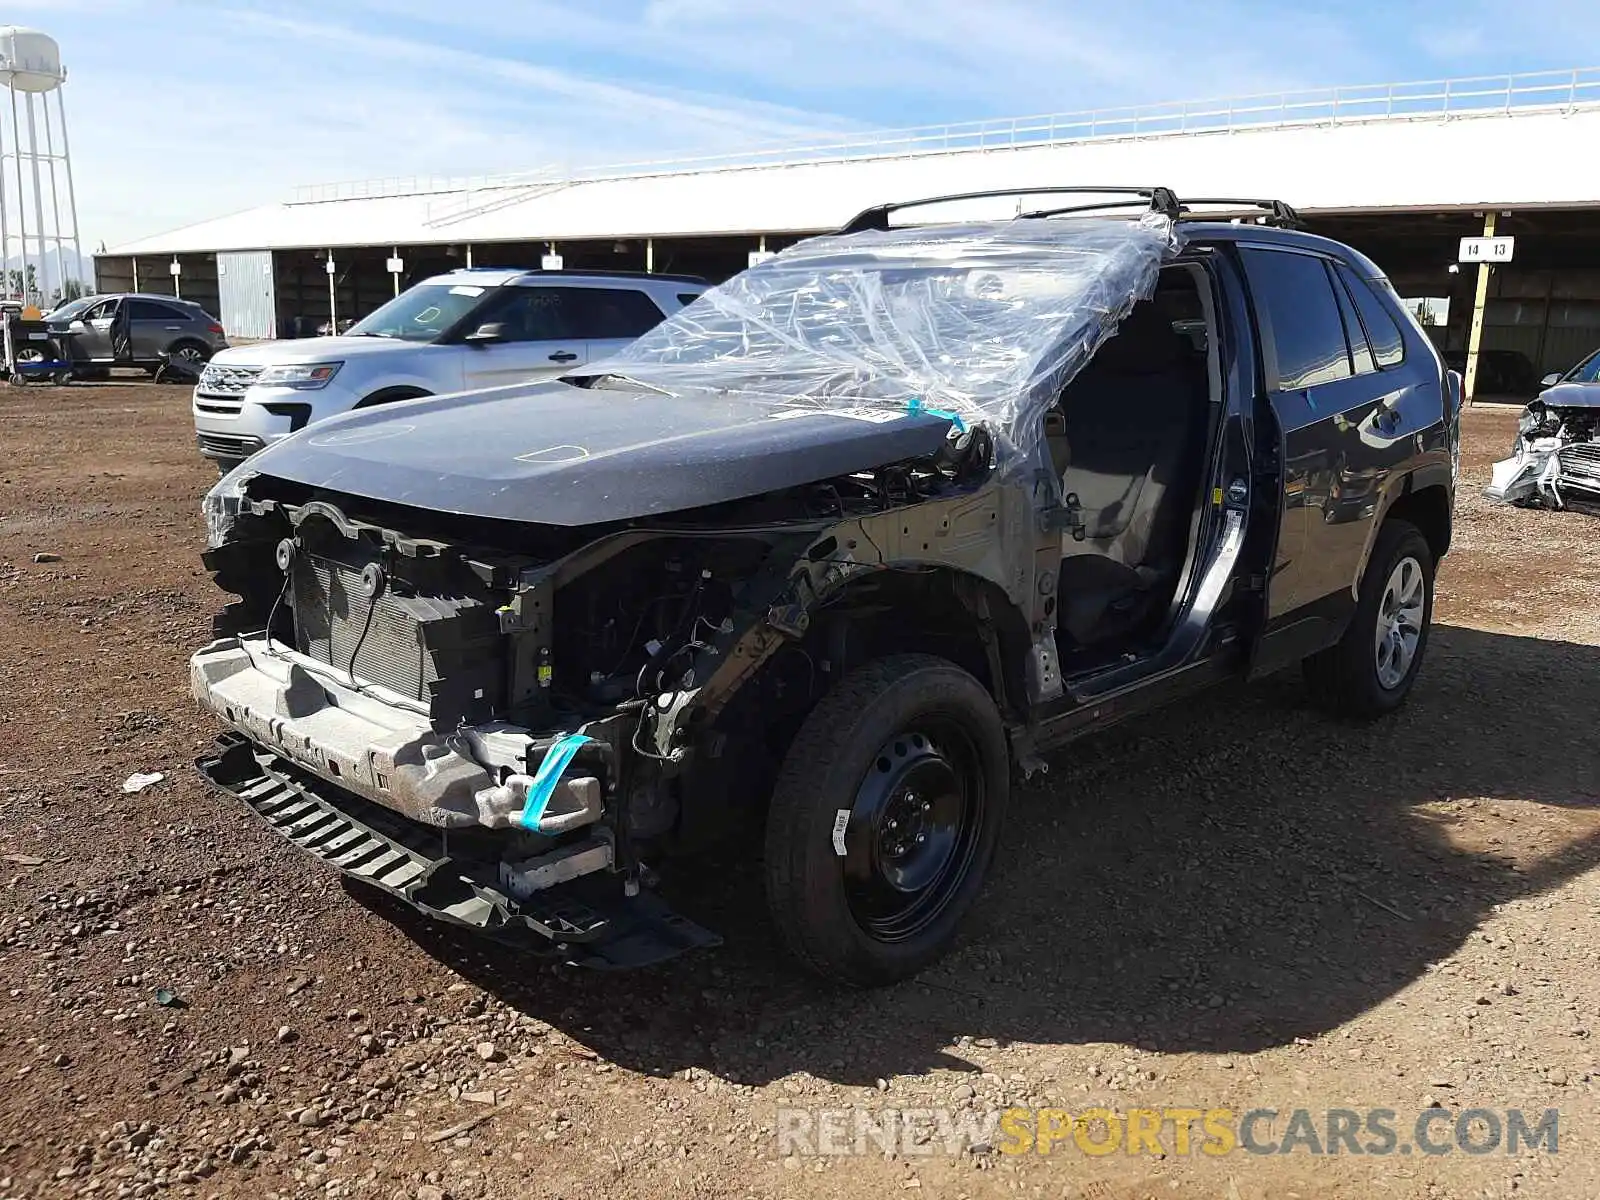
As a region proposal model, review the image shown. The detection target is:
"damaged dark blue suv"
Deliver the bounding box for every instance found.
[192,187,1460,985]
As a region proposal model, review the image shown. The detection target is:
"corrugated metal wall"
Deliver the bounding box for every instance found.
[217,250,277,340]
[1484,267,1600,377]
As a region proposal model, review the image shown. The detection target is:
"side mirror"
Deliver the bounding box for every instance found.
[1540,372,1562,388]
[465,322,507,345]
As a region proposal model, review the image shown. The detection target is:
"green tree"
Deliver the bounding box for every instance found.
[6,264,39,301]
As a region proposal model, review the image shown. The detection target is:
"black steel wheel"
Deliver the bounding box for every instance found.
[764,654,1009,986]
[842,724,986,942]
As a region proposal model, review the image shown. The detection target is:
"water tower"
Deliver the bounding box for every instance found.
[0,27,80,306]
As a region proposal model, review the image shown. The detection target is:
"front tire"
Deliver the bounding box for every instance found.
[1303,519,1434,718]
[763,654,1009,987]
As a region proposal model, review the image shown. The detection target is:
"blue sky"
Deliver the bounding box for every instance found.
[17,0,1600,250]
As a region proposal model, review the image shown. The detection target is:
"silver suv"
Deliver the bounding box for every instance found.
[192,269,706,468]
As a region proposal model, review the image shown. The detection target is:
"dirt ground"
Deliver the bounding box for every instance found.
[1,383,1597,1200]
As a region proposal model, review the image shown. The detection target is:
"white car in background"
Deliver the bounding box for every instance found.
[192,268,707,469]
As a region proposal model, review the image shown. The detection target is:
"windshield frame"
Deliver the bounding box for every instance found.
[345,280,498,344]
[47,296,96,322]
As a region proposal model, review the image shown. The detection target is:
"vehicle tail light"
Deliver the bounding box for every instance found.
[208,323,224,335]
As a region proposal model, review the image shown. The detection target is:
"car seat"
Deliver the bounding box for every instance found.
[1054,300,1210,647]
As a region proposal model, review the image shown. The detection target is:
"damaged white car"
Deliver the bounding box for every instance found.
[1486,349,1600,512]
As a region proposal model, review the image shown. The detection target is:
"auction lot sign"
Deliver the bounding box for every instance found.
[776,1106,1559,1158]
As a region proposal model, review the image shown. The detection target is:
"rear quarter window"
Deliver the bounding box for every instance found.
[1336,264,1406,369]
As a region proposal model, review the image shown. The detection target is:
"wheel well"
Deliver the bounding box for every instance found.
[677,567,1028,852]
[354,386,431,409]
[803,568,1030,718]
[166,337,210,356]
[1385,484,1451,563]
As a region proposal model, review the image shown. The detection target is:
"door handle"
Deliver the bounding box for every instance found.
[163,325,182,330]
[548,351,578,363]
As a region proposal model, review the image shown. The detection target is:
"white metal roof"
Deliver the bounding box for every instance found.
[105,71,1600,258]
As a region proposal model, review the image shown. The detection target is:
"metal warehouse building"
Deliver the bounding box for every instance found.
[97,68,1600,396]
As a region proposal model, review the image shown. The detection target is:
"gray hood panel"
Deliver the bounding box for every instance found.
[1539,382,1600,408]
[246,381,954,526]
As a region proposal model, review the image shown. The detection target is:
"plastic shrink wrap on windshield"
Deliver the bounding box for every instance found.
[595,214,1182,472]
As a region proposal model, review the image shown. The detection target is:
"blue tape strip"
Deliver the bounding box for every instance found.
[905,395,967,432]
[517,733,593,831]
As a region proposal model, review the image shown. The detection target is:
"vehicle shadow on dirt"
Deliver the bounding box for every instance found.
[351,622,1600,1088]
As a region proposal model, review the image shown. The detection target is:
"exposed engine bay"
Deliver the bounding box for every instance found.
[1485,398,1600,513]
[192,425,1004,924]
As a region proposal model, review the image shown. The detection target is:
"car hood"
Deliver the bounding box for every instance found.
[245,379,955,526]
[1537,381,1600,408]
[210,335,425,367]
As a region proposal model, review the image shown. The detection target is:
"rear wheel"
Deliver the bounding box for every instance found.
[1303,519,1434,718]
[167,340,211,366]
[763,654,1009,986]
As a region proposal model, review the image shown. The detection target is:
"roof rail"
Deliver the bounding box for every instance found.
[449,266,709,285]
[840,186,1182,233]
[840,187,1301,233]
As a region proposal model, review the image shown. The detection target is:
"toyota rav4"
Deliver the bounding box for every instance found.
[192,188,1460,986]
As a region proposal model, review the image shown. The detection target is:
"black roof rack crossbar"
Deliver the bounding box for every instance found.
[1174,197,1303,228]
[1016,198,1170,220]
[839,186,1182,233]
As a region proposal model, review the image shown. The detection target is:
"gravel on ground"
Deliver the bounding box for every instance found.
[0,384,1596,1200]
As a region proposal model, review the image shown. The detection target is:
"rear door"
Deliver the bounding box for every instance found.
[128,298,192,360]
[1239,245,1398,672]
[459,286,589,390]
[571,286,676,364]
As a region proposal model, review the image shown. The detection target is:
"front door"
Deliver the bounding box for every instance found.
[460,286,589,391]
[74,298,116,361]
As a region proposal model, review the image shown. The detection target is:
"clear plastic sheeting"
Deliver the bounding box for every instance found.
[591,214,1182,469]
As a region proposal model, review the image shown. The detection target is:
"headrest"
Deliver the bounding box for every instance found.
[1085,301,1186,376]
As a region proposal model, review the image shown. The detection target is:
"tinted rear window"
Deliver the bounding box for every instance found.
[1241,247,1352,390]
[571,288,668,339]
[129,299,192,321]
